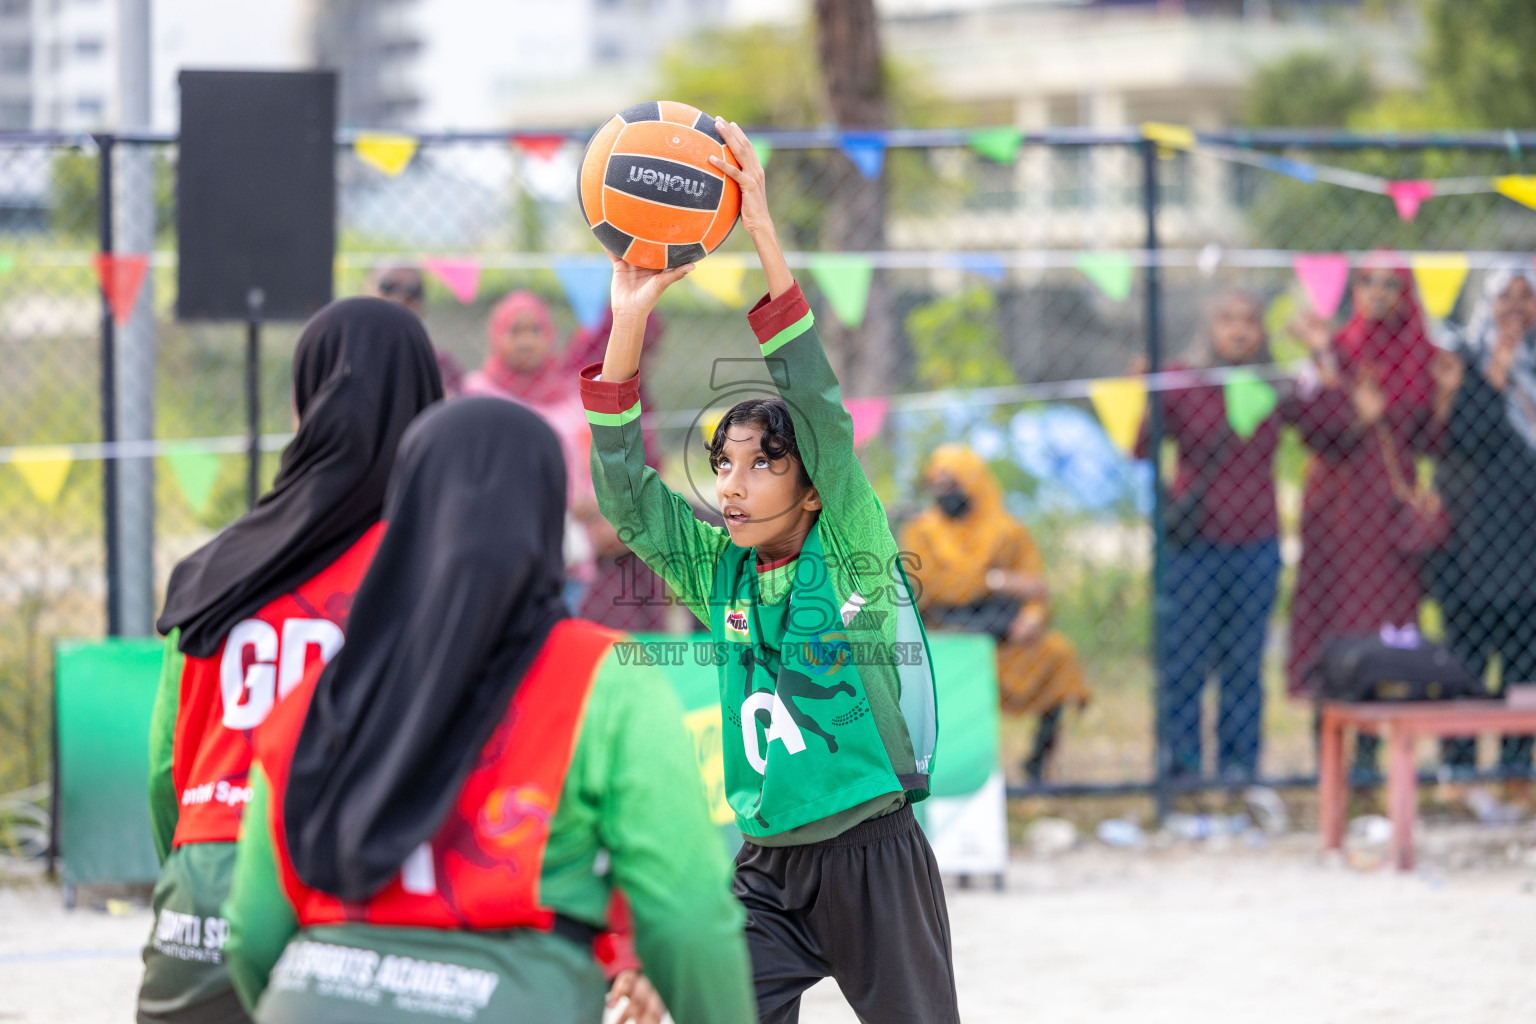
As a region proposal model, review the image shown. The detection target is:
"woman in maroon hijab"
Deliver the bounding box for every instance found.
[1288,257,1449,725]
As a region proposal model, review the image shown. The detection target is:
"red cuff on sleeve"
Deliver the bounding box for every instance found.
[747,282,811,345]
[578,362,642,416]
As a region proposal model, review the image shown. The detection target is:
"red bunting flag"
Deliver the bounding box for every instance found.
[511,133,566,161]
[94,253,150,325]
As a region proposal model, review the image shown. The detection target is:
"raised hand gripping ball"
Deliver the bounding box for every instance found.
[579,101,741,270]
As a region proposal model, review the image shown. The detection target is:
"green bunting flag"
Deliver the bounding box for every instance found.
[1074,252,1135,303]
[0,253,15,274]
[751,137,773,168]
[808,254,875,328]
[166,451,223,514]
[1223,369,1278,440]
[968,126,1024,165]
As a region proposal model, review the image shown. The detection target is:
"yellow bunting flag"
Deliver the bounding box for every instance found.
[689,257,747,307]
[1087,377,1148,456]
[1141,122,1196,159]
[700,410,724,447]
[1494,175,1536,210]
[12,446,73,505]
[354,133,418,177]
[1409,252,1470,320]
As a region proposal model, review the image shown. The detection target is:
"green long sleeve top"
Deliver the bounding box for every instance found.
[147,631,185,864]
[220,647,755,1024]
[579,282,937,846]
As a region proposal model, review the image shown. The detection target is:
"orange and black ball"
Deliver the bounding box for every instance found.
[579,101,742,270]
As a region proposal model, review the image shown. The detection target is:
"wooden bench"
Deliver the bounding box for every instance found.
[1318,700,1536,871]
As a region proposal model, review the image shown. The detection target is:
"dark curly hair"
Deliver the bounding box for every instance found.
[706,397,811,488]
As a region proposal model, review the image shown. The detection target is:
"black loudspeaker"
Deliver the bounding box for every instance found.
[177,70,336,321]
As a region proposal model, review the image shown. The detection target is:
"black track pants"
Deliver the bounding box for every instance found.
[733,804,960,1024]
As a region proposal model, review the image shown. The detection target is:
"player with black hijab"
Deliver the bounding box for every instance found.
[222,398,754,1024]
[137,297,443,1024]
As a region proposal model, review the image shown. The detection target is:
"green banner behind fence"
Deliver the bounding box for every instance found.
[54,638,164,886]
[49,632,997,885]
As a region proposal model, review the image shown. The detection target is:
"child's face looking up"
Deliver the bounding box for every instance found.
[714,421,822,559]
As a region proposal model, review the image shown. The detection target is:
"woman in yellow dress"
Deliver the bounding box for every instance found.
[901,445,1090,782]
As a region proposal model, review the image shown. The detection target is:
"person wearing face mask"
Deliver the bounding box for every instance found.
[901,445,1090,784]
[1135,291,1299,783]
[1429,265,1536,779]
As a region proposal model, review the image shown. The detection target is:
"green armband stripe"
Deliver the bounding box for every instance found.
[760,310,815,356]
[586,400,643,427]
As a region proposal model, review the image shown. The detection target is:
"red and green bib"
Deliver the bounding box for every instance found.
[254,619,616,931]
[170,524,384,848]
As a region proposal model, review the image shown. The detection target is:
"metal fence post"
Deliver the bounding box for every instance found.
[1141,138,1172,822]
[96,133,120,637]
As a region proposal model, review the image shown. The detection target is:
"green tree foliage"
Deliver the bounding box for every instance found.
[1238,6,1536,252]
[1242,50,1375,128]
[1420,0,1536,128]
[50,148,176,240]
[906,286,1013,391]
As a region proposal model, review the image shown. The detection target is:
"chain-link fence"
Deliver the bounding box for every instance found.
[5,126,1536,815]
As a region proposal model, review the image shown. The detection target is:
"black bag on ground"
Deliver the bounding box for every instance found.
[1317,633,1488,702]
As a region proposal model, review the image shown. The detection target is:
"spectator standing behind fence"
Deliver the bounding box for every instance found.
[365,265,465,395]
[463,291,599,613]
[1287,259,1447,773]
[901,445,1090,783]
[1430,266,1536,778]
[1135,292,1295,783]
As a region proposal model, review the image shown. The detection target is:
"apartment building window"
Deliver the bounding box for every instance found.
[0,0,30,16]
[73,36,104,59]
[74,95,104,119]
[0,41,29,72]
[0,99,28,128]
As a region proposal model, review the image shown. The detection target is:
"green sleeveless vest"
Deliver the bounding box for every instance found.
[710,522,934,838]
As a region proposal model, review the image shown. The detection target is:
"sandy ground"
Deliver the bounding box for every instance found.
[3,830,1535,1024]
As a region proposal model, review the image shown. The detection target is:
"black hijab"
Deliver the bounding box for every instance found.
[157,298,443,658]
[284,398,569,902]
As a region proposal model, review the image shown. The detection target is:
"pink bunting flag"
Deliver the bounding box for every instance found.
[1386,180,1435,222]
[511,133,565,161]
[1292,253,1351,319]
[421,257,482,305]
[845,397,889,447]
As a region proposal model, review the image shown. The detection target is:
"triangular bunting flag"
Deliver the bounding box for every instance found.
[1074,252,1134,303]
[511,133,565,161]
[1086,378,1148,456]
[553,258,613,331]
[689,257,747,307]
[1267,157,1318,184]
[93,253,149,325]
[1292,253,1351,319]
[845,397,889,447]
[956,253,1006,282]
[1141,122,1196,158]
[837,132,886,180]
[1386,180,1435,222]
[968,126,1023,165]
[355,133,418,176]
[0,253,15,273]
[1494,175,1536,210]
[1410,252,1469,319]
[808,254,875,328]
[1223,369,1278,440]
[12,446,73,505]
[751,137,773,168]
[421,257,482,304]
[166,451,222,515]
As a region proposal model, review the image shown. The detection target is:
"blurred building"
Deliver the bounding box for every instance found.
[30,0,117,130]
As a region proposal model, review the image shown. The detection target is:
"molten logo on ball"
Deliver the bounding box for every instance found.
[627,164,709,199]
